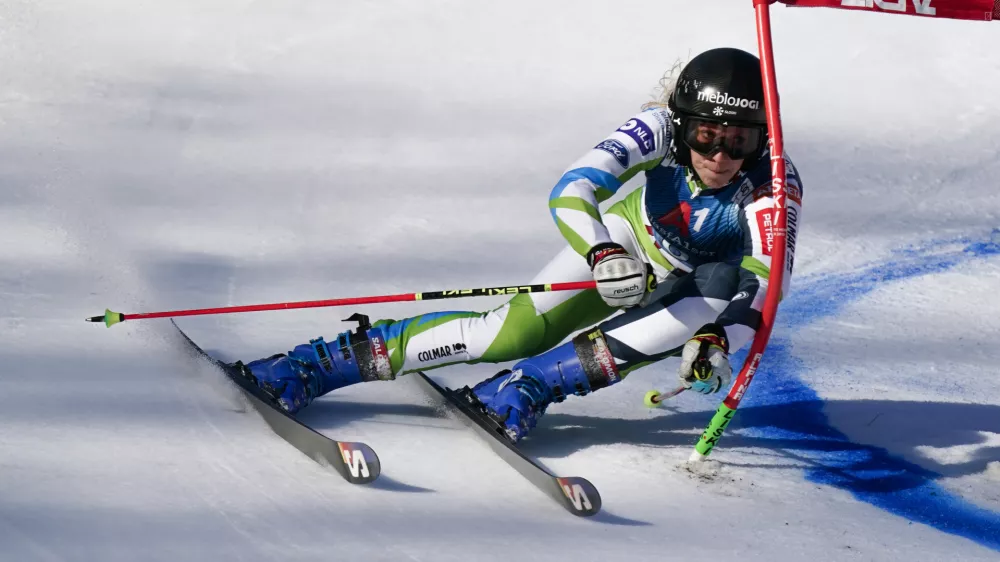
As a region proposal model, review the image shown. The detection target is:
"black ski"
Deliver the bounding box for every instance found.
[172,321,380,484]
[412,372,601,517]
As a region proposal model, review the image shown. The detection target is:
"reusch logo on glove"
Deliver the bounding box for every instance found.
[613,284,640,295]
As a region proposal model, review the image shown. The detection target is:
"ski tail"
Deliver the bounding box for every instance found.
[171,321,380,484]
[413,372,601,517]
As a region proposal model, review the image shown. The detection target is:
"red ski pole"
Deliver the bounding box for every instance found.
[86,281,598,328]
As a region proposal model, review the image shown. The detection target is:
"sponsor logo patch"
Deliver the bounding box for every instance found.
[595,139,630,168]
[840,0,936,16]
[697,89,761,110]
[756,209,775,256]
[559,480,594,512]
[667,244,690,261]
[588,331,620,384]
[752,184,773,202]
[417,345,455,362]
[368,333,393,380]
[733,177,756,203]
[787,182,802,204]
[786,205,799,273]
[339,444,371,479]
[647,108,669,129]
[613,284,640,295]
[617,119,655,155]
[656,202,692,237]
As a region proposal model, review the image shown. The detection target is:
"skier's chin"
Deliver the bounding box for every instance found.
[690,151,743,188]
[696,168,738,188]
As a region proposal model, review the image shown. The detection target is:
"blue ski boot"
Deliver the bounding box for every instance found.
[468,328,623,442]
[237,314,394,414]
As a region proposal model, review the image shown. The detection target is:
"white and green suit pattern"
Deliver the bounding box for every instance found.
[373,107,801,379]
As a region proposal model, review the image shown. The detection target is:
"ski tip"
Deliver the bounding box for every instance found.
[556,476,602,517]
[85,309,123,328]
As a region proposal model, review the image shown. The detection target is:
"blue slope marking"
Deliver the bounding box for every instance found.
[730,230,1000,551]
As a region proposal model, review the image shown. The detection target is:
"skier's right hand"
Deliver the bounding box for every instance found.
[587,243,653,308]
[678,323,732,394]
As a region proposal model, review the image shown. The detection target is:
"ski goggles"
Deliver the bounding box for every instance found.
[681,117,766,160]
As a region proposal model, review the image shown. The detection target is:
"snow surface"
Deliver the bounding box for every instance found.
[1,2,999,560]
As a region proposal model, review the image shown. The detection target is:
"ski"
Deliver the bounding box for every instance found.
[171,321,381,484]
[412,372,601,517]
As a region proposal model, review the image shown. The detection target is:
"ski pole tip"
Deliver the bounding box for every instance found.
[644,390,662,408]
[688,449,708,463]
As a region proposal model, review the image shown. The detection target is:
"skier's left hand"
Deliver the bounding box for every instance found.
[678,323,731,394]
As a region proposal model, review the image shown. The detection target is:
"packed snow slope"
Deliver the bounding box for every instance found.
[1,2,999,561]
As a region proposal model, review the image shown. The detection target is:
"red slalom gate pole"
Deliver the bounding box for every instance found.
[689,0,789,461]
[686,0,998,462]
[86,281,598,328]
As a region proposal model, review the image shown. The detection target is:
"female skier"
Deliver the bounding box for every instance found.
[238,47,803,442]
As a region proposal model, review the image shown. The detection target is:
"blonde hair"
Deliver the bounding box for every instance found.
[641,58,686,111]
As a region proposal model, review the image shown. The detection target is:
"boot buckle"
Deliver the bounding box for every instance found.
[309,337,335,374]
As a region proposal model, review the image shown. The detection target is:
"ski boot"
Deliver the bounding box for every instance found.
[236,314,394,414]
[466,328,623,442]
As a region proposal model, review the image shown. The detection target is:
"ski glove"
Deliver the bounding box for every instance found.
[587,243,655,308]
[678,323,732,394]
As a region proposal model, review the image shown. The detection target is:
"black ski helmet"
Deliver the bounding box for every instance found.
[667,47,768,171]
